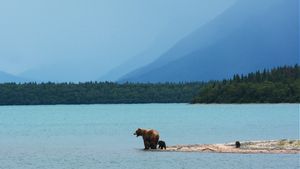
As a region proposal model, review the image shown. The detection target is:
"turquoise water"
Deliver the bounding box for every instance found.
[0,104,299,169]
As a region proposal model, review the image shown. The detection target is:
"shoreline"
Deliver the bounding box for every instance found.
[0,103,298,107]
[155,140,300,154]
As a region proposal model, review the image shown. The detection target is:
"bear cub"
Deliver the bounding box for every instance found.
[235,141,241,148]
[158,140,166,149]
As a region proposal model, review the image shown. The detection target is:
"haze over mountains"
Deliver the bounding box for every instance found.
[0,71,28,83]
[120,0,299,82]
[1,0,236,83]
[0,0,298,83]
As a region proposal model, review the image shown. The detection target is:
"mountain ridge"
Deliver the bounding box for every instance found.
[120,0,299,82]
[0,70,29,83]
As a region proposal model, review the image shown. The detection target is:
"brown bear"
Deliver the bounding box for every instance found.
[134,128,159,150]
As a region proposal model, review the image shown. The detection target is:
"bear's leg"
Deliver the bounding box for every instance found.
[152,136,159,149]
[150,144,157,149]
[144,140,150,150]
[158,143,163,149]
[150,140,158,149]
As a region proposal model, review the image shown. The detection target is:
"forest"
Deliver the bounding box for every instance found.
[192,65,300,103]
[0,65,299,105]
[0,82,203,105]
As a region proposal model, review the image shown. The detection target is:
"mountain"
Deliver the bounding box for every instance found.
[0,71,29,83]
[120,0,299,82]
[98,49,159,81]
[99,2,235,82]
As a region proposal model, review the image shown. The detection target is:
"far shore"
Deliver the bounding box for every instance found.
[154,139,300,154]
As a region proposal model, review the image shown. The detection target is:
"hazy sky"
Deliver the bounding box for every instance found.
[0,0,236,81]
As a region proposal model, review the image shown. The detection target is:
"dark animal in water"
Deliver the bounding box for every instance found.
[235,141,241,148]
[158,140,166,149]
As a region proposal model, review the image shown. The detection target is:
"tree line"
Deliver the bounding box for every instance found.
[192,65,300,103]
[0,82,204,105]
[0,65,298,105]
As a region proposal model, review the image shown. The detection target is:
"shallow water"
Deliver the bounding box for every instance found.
[0,104,299,169]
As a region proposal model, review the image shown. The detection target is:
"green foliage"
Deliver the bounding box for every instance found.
[192,65,300,103]
[0,82,203,105]
[1,65,298,105]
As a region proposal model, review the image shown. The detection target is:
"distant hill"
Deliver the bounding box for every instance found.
[120,0,299,82]
[192,65,300,103]
[98,48,160,82]
[0,71,28,83]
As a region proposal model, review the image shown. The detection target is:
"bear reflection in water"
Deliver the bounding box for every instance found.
[134,128,159,150]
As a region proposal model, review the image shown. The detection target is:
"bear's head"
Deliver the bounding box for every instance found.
[133,128,144,137]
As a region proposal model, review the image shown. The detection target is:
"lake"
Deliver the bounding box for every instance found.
[0,104,299,169]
